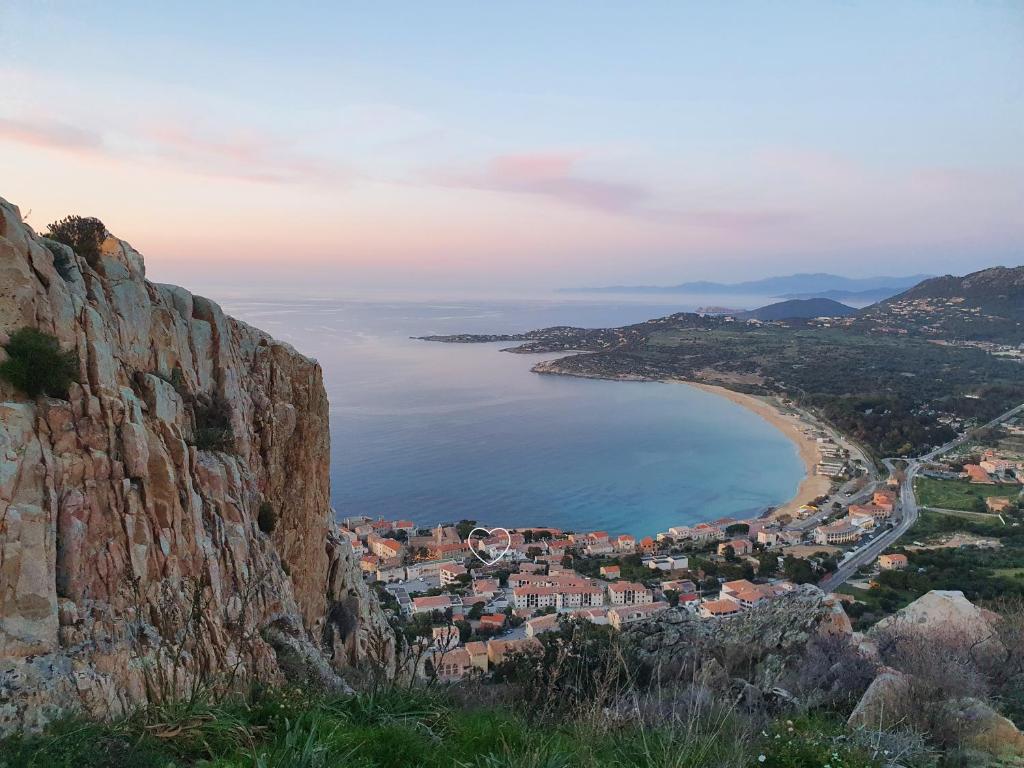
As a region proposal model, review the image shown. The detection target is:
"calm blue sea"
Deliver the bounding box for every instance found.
[221,296,804,538]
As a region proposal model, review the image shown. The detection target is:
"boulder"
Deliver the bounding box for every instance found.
[847,666,912,729]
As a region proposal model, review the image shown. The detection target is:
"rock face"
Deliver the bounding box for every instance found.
[624,584,853,688]
[870,589,1001,648]
[0,198,391,733]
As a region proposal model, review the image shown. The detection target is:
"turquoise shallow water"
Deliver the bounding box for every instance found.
[222,297,803,538]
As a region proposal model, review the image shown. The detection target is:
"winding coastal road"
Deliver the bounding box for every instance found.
[820,400,1024,591]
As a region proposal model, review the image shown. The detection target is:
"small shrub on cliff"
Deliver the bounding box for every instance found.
[191,393,234,452]
[44,215,107,267]
[0,327,78,398]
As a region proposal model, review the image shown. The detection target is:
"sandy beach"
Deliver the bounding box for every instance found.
[685,382,832,519]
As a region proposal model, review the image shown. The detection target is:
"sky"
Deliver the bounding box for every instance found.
[1,1,1022,296]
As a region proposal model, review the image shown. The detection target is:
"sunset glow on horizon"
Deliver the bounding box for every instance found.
[2,2,1022,295]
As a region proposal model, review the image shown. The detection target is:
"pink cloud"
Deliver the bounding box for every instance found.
[429,151,649,214]
[0,116,104,154]
[139,123,355,187]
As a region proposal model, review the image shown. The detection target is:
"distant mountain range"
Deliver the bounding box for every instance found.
[566,273,932,300]
[738,298,857,322]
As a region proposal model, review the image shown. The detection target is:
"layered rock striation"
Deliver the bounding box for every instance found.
[0,198,390,732]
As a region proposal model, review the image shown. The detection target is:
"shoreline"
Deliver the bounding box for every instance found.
[682,382,831,520]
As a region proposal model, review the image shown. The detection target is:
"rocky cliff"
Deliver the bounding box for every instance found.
[0,198,391,732]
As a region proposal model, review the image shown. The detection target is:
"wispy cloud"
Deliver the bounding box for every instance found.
[0,116,104,153]
[0,112,352,187]
[138,123,355,186]
[427,151,650,214]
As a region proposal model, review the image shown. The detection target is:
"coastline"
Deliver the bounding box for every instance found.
[683,382,831,520]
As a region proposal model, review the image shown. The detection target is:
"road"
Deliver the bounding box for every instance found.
[819,400,1024,591]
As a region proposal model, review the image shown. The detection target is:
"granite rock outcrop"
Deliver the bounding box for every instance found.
[0,198,391,733]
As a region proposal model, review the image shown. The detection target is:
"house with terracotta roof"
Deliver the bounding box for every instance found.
[661,578,696,594]
[478,613,506,632]
[717,538,753,557]
[964,464,995,484]
[486,637,543,666]
[878,553,908,570]
[608,601,669,630]
[850,503,892,522]
[473,578,500,599]
[600,564,621,579]
[639,536,656,553]
[585,540,615,556]
[615,534,637,552]
[427,647,473,681]
[524,613,561,637]
[439,562,468,586]
[607,581,653,606]
[699,599,741,618]
[411,594,454,615]
[367,534,405,560]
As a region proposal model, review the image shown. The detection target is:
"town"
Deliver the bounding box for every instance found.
[338,405,1024,683]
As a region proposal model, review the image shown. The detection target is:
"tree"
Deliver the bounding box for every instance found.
[725,523,750,536]
[783,555,817,585]
[0,327,78,399]
[456,520,477,540]
[663,589,680,607]
[756,552,778,576]
[722,545,737,562]
[44,215,107,267]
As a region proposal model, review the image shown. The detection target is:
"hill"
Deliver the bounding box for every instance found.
[780,287,906,303]
[565,272,930,296]
[739,297,857,322]
[856,266,1024,343]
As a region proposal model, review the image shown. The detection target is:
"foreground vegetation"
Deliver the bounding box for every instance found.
[0,686,905,768]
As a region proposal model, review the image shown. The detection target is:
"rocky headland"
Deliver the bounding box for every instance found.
[0,197,391,733]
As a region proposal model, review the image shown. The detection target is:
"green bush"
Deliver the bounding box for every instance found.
[0,327,78,398]
[44,215,107,267]
[191,393,234,452]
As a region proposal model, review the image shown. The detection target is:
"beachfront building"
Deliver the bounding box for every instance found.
[813,520,862,546]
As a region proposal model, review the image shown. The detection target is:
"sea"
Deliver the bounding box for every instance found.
[221,294,804,538]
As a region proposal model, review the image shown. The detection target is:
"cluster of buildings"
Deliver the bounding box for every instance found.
[812,489,896,546]
[816,437,849,478]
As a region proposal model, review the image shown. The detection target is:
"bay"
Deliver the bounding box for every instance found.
[221,296,804,538]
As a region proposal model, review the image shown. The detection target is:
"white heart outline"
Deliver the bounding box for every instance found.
[466,527,512,566]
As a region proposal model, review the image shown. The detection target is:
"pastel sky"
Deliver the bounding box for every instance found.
[1,1,1022,295]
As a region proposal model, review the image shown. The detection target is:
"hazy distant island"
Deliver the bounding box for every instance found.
[563,271,933,302]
